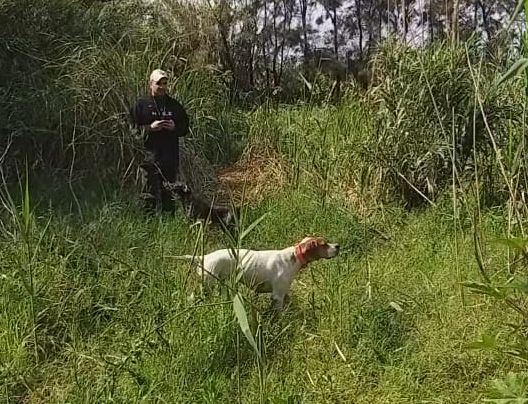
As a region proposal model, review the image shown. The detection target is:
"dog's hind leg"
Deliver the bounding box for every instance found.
[196,265,217,297]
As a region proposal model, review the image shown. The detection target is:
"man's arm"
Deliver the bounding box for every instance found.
[169,99,189,137]
[129,100,165,139]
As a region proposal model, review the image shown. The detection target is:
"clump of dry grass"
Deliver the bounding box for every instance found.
[216,144,289,204]
[128,139,288,207]
[340,170,386,218]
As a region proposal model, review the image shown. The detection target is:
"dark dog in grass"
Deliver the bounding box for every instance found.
[166,181,240,230]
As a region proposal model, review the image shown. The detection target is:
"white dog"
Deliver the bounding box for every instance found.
[170,236,340,309]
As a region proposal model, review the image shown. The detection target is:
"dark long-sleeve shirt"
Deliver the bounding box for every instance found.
[129,94,189,150]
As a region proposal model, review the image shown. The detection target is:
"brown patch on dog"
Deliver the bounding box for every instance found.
[296,236,336,263]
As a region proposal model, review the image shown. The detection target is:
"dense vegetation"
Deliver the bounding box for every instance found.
[2,0,528,402]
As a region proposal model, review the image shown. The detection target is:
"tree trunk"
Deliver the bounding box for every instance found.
[473,0,478,32]
[216,1,236,86]
[378,6,382,43]
[478,0,491,41]
[444,0,458,42]
[429,0,434,42]
[356,0,363,59]
[452,0,459,43]
[299,0,309,60]
[322,2,339,57]
[400,0,407,42]
[332,8,338,57]
[272,0,279,86]
[262,0,270,88]
[278,0,293,85]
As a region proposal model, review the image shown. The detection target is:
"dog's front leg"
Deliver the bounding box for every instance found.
[270,296,283,311]
[270,288,288,312]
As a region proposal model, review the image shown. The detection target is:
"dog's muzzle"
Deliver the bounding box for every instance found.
[326,243,340,258]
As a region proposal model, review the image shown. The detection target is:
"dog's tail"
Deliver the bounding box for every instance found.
[165,254,203,261]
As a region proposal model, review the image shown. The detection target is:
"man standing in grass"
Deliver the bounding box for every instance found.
[130,69,189,214]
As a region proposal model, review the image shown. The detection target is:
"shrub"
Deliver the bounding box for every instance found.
[363,38,520,208]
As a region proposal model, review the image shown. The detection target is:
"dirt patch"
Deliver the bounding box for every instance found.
[216,147,289,204]
[178,142,289,205]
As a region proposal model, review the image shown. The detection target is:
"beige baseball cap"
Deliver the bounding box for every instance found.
[149,69,168,82]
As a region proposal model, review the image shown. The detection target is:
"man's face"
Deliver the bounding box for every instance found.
[150,78,168,96]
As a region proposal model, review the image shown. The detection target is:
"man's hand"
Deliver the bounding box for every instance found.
[150,120,166,131]
[162,120,175,130]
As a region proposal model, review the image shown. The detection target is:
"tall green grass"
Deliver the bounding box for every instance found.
[449,2,528,401]
[2,1,528,402]
[1,178,521,402]
[1,72,526,401]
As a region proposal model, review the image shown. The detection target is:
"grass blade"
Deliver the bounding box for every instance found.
[299,72,313,91]
[23,163,31,235]
[239,213,269,242]
[233,293,261,361]
[504,0,525,32]
[497,59,528,86]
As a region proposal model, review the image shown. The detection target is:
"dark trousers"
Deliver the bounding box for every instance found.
[140,140,179,213]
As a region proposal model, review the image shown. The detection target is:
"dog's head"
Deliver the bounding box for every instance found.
[294,236,340,265]
[166,181,192,197]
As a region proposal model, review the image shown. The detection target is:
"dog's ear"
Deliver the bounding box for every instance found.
[299,237,331,263]
[297,235,318,246]
[298,236,328,255]
[305,238,320,251]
